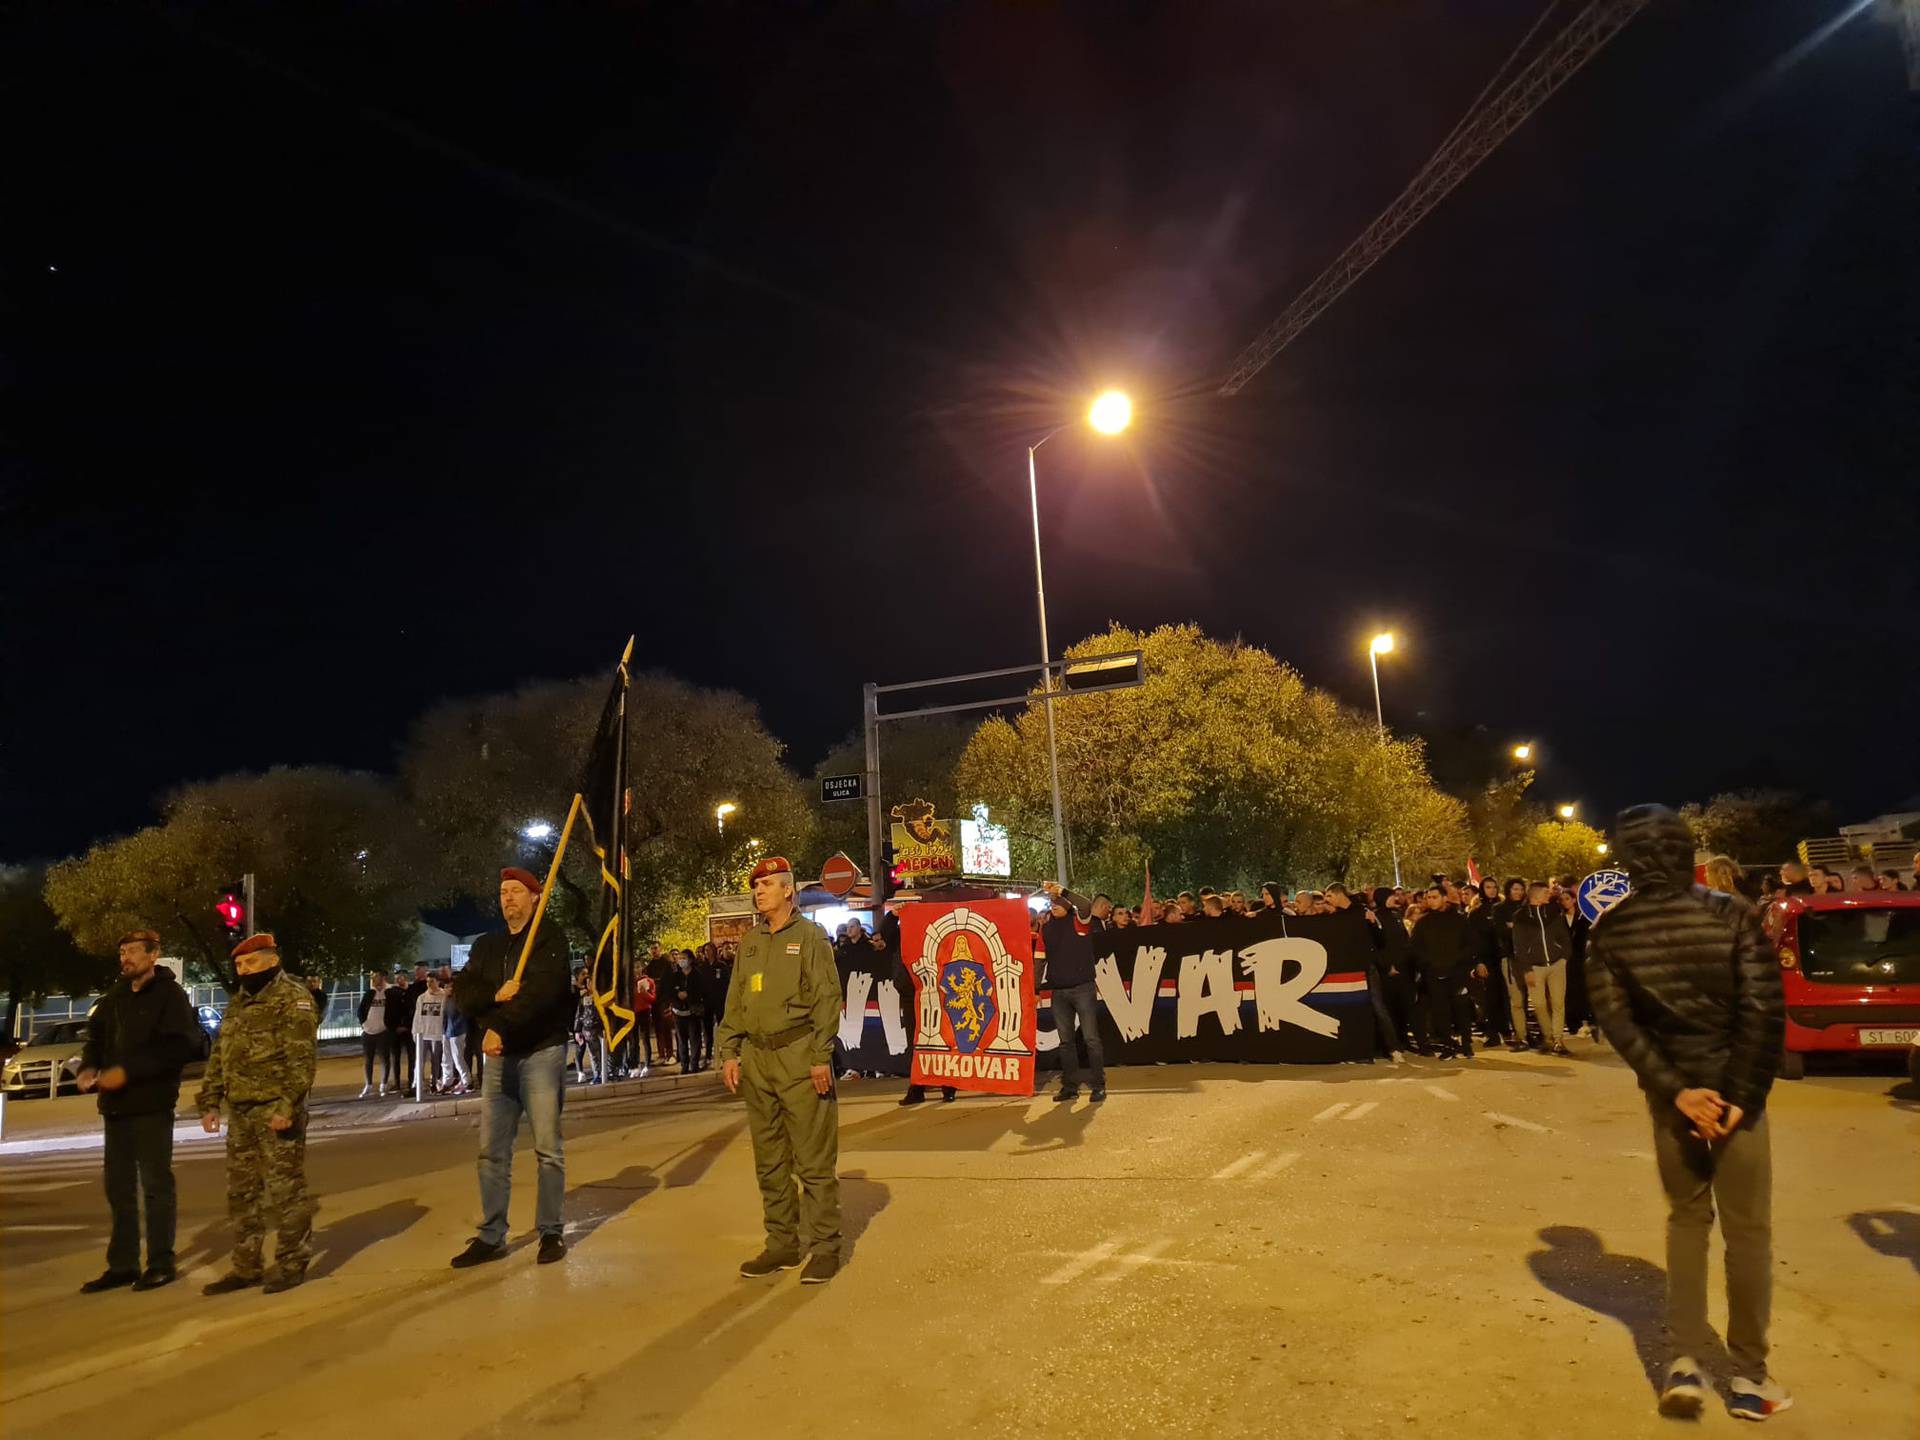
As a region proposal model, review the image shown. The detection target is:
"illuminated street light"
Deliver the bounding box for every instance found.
[1596,842,1610,856]
[1027,391,1135,886]
[522,821,553,840]
[1366,632,1401,888]
[1558,803,1577,820]
[715,801,738,837]
[1511,743,1532,762]
[1088,389,1133,435]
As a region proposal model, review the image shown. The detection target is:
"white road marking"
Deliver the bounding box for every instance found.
[1252,1151,1301,1180]
[1864,1216,1894,1238]
[1040,1239,1120,1285]
[1341,1101,1379,1121]
[1424,1085,1458,1102]
[1211,1151,1266,1181]
[1,1222,86,1232]
[1312,1102,1349,1123]
[1095,1238,1171,1281]
[0,1178,90,1192]
[1485,1111,1551,1134]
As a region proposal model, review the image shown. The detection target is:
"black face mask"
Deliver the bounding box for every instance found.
[238,965,281,995]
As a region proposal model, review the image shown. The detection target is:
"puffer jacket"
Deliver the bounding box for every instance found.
[1586,804,1784,1115]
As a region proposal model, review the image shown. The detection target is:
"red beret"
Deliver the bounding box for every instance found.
[749,855,793,883]
[500,867,543,893]
[119,929,161,948]
[231,933,279,960]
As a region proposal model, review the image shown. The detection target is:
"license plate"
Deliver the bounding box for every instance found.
[1858,1027,1920,1047]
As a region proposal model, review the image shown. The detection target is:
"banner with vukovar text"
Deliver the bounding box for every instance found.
[837,905,1376,1072]
[900,900,1037,1095]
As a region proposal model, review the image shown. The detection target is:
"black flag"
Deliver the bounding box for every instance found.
[581,637,636,1050]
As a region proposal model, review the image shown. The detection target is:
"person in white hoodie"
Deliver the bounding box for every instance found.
[356,972,393,1098]
[411,975,449,1097]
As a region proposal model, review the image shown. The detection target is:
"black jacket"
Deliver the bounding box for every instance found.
[1408,908,1470,978]
[452,925,575,1055]
[1041,909,1096,990]
[81,967,202,1118]
[1586,805,1785,1114]
[1463,909,1501,968]
[1367,907,1413,976]
[1510,904,1573,973]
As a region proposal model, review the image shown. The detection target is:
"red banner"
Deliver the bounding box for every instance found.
[900,899,1037,1095]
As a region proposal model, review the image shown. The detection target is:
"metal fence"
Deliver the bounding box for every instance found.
[7,981,378,1044]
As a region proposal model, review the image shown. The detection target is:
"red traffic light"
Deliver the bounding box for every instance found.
[215,894,244,929]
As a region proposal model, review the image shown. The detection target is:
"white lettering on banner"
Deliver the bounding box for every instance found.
[838,971,871,1051]
[918,1052,1022,1080]
[1095,948,1164,1042]
[875,979,908,1055]
[1177,949,1241,1040]
[1239,938,1339,1039]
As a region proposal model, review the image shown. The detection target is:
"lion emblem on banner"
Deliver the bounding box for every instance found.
[940,937,996,1052]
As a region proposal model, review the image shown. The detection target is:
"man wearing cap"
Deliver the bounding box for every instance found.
[449,866,576,1267]
[75,930,204,1293]
[716,855,843,1283]
[196,934,319,1295]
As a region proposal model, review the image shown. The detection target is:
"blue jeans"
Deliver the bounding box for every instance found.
[476,1043,566,1243]
[1051,982,1105,1092]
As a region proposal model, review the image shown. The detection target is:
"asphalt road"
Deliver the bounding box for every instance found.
[2,1040,1914,1439]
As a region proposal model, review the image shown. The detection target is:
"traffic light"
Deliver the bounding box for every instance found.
[215,881,248,941]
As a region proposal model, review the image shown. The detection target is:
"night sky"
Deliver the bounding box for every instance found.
[5,0,1915,861]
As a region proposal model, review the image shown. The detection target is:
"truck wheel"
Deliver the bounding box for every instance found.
[1780,1049,1805,1081]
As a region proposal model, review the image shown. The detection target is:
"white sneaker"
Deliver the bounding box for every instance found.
[1658,1358,1708,1418]
[1728,1375,1792,1422]
[357,1084,372,1099]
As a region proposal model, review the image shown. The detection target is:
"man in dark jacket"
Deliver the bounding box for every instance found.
[1368,888,1416,1054]
[1408,887,1474,1059]
[1511,880,1575,1053]
[1587,804,1790,1422]
[75,929,203,1293]
[1041,882,1105,1102]
[449,866,575,1268]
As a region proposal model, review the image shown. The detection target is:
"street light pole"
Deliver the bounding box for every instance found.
[1368,635,1402,889]
[1028,436,1069,888]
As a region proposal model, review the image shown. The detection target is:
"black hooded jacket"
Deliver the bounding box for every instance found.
[1586,804,1785,1115]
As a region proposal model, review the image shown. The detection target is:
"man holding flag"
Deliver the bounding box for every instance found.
[450,866,575,1267]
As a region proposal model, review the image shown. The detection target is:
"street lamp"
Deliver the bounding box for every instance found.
[1028,390,1132,886]
[1595,842,1610,856]
[1366,632,1402,888]
[1558,803,1577,820]
[715,802,737,837]
[522,821,553,840]
[1511,743,1532,762]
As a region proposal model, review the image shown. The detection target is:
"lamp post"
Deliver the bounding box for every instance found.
[1368,632,1402,889]
[1027,389,1131,887]
[715,802,737,838]
[1511,743,1532,762]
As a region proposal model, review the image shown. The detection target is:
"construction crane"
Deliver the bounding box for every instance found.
[1218,0,1655,396]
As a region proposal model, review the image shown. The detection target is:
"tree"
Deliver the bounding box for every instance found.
[953,623,1468,896]
[0,866,117,1032]
[400,671,814,942]
[1679,790,1836,865]
[1501,819,1612,883]
[808,716,973,865]
[44,768,426,982]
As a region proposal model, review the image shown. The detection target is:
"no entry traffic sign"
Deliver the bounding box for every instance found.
[820,852,859,896]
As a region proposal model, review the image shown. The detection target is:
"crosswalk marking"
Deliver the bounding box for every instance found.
[1424,1085,1458,1102]
[1211,1151,1265,1180]
[1341,1101,1378,1121]
[1095,1238,1171,1281]
[1311,1102,1349,1122]
[1485,1111,1551,1134]
[1040,1240,1121,1285]
[1251,1151,1300,1180]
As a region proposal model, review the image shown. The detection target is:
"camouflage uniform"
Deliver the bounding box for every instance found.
[195,970,318,1282]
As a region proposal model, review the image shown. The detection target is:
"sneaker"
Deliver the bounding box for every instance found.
[537,1234,567,1265]
[897,1090,925,1107]
[79,1268,140,1294]
[1053,1088,1079,1104]
[1727,1376,1793,1422]
[131,1264,177,1291]
[940,1088,957,1102]
[1658,1358,1708,1418]
[1089,1088,1107,1103]
[356,1084,372,1100]
[1552,1041,1571,1056]
[1505,1040,1530,1052]
[262,1270,306,1294]
[739,1249,802,1278]
[1460,1045,1475,1059]
[449,1239,506,1269]
[800,1253,839,1285]
[202,1272,262,1295]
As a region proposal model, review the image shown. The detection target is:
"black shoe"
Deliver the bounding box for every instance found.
[940,1088,957,1102]
[800,1253,839,1285]
[897,1090,925,1106]
[131,1264,177,1291]
[1460,1046,1475,1059]
[1053,1088,1079,1103]
[1089,1088,1107,1102]
[202,1272,262,1295]
[537,1234,567,1265]
[739,1249,802,1278]
[262,1270,306,1294]
[80,1268,140,1294]
[450,1239,507,1269]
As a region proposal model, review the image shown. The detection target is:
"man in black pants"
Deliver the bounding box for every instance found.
[1409,887,1475,1059]
[75,930,204,1293]
[1041,882,1106,1102]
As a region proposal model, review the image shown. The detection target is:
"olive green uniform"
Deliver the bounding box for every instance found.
[715,911,842,1260]
[194,971,318,1282]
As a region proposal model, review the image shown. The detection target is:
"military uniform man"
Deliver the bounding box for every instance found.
[716,856,843,1283]
[195,933,319,1295]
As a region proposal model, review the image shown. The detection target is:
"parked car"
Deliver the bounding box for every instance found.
[1768,892,1920,1078]
[0,1020,92,1097]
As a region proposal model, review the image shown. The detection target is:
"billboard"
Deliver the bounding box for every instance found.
[959,805,1010,878]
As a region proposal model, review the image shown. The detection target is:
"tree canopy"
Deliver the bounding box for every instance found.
[1,865,117,1029]
[808,715,973,866]
[1679,789,1836,865]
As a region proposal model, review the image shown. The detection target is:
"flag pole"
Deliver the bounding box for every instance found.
[512,791,583,985]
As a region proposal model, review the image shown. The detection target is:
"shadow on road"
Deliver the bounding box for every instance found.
[309,1198,428,1279]
[1526,1225,1728,1394]
[661,1122,743,1188]
[1848,1210,1920,1272]
[563,1164,661,1252]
